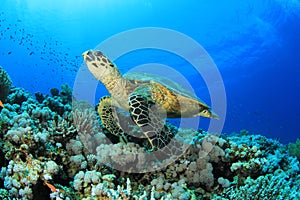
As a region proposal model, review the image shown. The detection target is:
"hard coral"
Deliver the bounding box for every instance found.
[288,139,300,161]
[1,83,300,199]
[73,171,147,200]
[72,100,98,135]
[60,84,72,104]
[217,169,300,200]
[0,66,12,102]
[1,155,60,199]
[7,87,32,105]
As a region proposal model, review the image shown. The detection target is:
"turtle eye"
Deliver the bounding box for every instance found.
[86,51,95,62]
[201,110,208,116]
[86,50,94,57]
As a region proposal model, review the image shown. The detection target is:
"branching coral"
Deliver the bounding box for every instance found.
[216,169,300,200]
[73,171,149,200]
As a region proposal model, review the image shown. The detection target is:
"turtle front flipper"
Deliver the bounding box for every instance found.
[128,89,176,152]
[97,96,128,143]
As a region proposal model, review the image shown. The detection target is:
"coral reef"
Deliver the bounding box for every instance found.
[1,157,60,199]
[0,65,12,102]
[0,83,299,199]
[215,168,300,199]
[72,100,99,135]
[289,139,300,161]
[60,84,73,104]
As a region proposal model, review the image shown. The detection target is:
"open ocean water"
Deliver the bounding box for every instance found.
[1,0,299,143]
[0,0,300,199]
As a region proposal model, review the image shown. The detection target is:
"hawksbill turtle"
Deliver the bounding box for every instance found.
[82,50,218,152]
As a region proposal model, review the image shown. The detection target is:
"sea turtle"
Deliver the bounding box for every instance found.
[82,50,218,152]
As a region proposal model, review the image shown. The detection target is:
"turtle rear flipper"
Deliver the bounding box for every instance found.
[128,89,176,152]
[98,96,128,143]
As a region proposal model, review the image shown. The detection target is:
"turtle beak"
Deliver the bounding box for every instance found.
[210,111,219,119]
[82,50,89,61]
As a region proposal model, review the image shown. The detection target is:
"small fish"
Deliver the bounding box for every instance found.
[7,51,11,55]
[0,100,4,108]
[44,181,57,193]
[29,51,34,56]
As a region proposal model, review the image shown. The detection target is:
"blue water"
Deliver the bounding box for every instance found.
[0,0,299,143]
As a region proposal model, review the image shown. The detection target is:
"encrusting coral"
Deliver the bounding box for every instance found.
[0,77,299,199]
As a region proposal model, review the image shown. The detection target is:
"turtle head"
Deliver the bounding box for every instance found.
[199,109,219,119]
[82,50,120,81]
